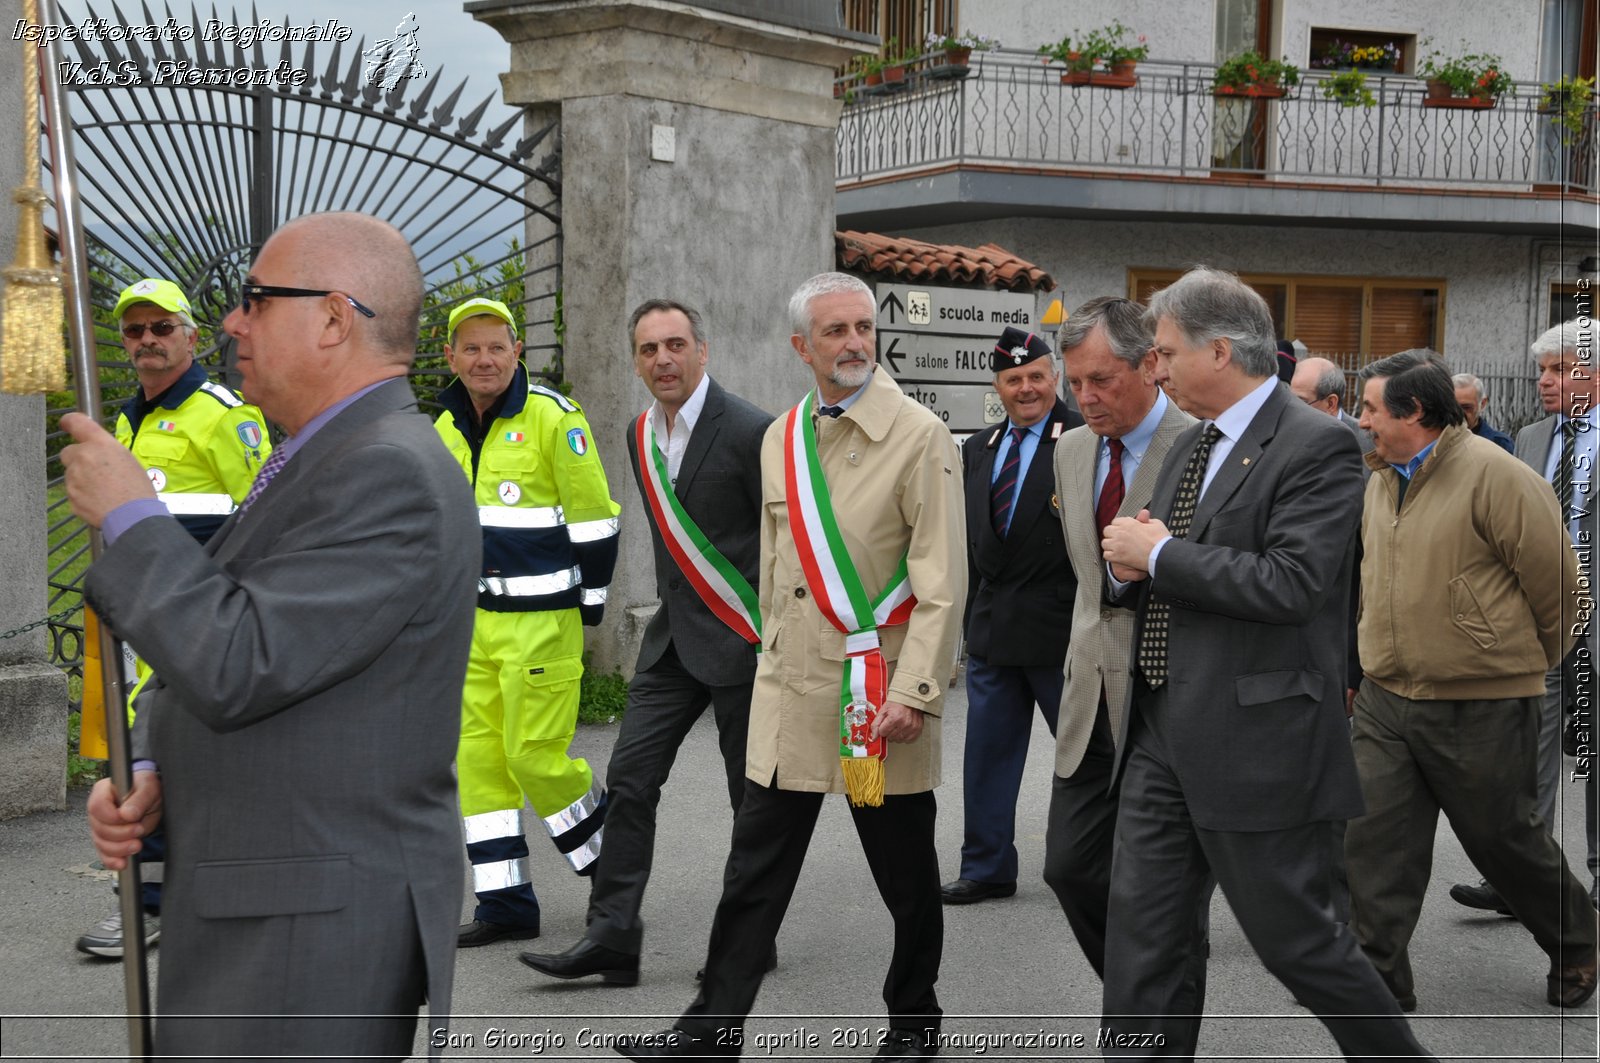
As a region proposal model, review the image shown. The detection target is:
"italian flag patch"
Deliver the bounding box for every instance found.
[504,431,524,442]
[157,420,176,431]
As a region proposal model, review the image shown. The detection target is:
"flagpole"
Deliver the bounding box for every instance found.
[36,0,153,1056]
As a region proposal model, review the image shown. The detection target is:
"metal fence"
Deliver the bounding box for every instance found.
[1317,352,1545,436]
[838,51,1598,194]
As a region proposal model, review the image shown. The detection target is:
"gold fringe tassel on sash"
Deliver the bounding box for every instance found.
[841,756,885,808]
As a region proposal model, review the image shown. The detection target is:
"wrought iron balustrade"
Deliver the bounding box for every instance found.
[837,51,1597,195]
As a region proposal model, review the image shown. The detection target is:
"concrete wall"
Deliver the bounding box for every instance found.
[478,0,867,673]
[901,214,1559,366]
[963,0,1549,72]
[0,0,69,817]
[967,0,1211,64]
[558,94,837,670]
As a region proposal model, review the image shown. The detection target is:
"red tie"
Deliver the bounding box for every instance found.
[1096,437,1125,538]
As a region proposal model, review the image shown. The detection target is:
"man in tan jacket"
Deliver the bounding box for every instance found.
[1346,349,1595,1012]
[615,272,965,1061]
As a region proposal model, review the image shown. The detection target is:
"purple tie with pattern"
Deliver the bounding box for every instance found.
[236,446,290,518]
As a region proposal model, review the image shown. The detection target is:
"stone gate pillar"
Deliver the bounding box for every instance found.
[0,0,70,817]
[470,0,872,674]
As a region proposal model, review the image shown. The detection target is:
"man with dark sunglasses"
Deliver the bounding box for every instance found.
[73,277,271,962]
[64,212,480,1057]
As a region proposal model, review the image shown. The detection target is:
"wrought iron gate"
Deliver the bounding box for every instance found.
[39,3,561,689]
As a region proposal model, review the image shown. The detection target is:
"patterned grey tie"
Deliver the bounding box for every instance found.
[1138,423,1223,688]
[236,446,290,518]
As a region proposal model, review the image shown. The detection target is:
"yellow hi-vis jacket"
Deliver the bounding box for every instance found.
[435,363,620,623]
[113,360,270,543]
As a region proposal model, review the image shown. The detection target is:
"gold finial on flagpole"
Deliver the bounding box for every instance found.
[0,0,67,396]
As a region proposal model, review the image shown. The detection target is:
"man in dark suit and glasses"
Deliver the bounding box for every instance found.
[943,326,1081,905]
[521,299,772,984]
[1452,320,1599,916]
[1098,267,1433,1059]
[63,212,479,1058]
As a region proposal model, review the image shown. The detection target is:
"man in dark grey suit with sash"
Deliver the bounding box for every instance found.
[522,299,772,985]
[64,212,478,1059]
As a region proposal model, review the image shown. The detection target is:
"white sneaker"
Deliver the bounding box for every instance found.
[75,910,159,959]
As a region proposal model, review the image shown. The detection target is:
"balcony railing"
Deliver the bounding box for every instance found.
[836,50,1598,195]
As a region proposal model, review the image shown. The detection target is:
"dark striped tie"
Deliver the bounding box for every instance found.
[1138,423,1222,688]
[1555,419,1578,520]
[991,426,1026,536]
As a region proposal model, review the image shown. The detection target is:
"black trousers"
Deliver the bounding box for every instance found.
[1102,684,1432,1061]
[585,643,751,953]
[1044,697,1210,1058]
[679,778,943,1040]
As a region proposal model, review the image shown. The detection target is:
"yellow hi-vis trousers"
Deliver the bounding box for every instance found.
[457,608,603,922]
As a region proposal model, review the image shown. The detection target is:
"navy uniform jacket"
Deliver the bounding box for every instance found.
[961,398,1084,667]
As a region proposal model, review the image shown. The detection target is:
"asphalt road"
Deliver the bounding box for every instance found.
[1,676,1595,1060]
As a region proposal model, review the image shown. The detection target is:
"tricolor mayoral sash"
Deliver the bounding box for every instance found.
[782,392,915,807]
[633,410,762,646]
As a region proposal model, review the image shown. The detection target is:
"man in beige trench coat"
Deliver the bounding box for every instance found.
[613,272,966,1061]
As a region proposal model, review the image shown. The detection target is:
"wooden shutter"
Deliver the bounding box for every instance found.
[1293,285,1363,355]
[1369,286,1439,354]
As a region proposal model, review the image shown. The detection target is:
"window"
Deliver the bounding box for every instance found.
[1551,283,1587,326]
[1307,27,1416,74]
[842,0,957,55]
[1131,270,1445,365]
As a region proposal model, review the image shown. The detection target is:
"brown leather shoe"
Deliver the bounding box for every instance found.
[1548,955,1598,1008]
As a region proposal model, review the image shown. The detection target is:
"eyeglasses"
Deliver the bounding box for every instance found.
[121,320,188,339]
[240,284,376,319]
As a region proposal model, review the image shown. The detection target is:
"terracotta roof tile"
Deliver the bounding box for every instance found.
[835,230,1056,293]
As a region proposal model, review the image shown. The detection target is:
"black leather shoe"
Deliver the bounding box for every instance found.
[695,947,777,981]
[613,1026,739,1059]
[1549,955,1599,1008]
[1448,879,1513,916]
[939,878,1016,905]
[875,1027,939,1058]
[457,919,539,948]
[519,938,639,985]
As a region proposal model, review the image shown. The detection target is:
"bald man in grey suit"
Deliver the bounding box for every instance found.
[65,213,478,1059]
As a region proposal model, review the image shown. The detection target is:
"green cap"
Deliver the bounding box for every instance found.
[447,297,517,341]
[113,278,195,327]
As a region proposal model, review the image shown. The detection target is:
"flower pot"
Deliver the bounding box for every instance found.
[1215,83,1287,99]
[1110,59,1137,78]
[945,47,972,67]
[1061,70,1138,88]
[1424,91,1497,110]
[864,70,883,87]
[882,64,906,85]
[1425,79,1452,101]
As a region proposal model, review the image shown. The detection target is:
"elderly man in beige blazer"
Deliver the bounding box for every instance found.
[615,272,965,1062]
[1044,298,1203,1018]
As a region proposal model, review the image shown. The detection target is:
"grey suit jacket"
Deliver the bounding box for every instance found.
[1118,383,1366,831]
[1516,413,1597,663]
[87,380,480,1056]
[626,377,772,686]
[1340,409,1376,458]
[1052,397,1194,778]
